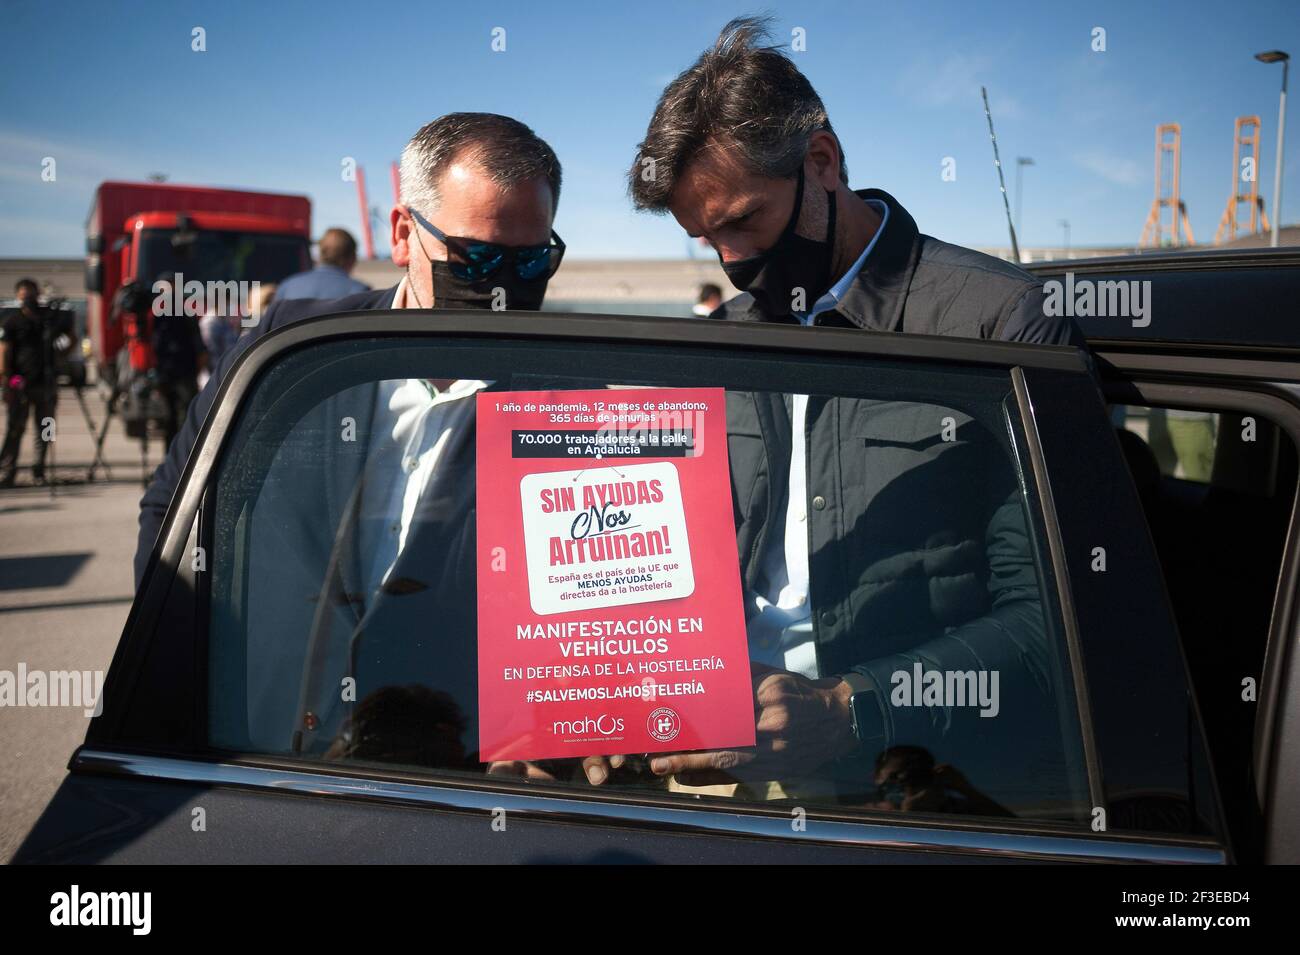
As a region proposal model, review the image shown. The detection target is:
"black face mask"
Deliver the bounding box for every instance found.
[719,167,837,319]
[408,227,552,311]
[421,260,550,311]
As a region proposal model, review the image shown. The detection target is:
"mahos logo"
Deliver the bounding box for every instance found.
[552,714,625,738]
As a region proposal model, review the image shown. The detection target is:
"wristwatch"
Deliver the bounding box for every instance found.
[844,671,887,747]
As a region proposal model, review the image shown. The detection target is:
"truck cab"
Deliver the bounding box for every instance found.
[84,181,312,386]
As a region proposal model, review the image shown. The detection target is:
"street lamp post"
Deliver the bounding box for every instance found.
[1015,157,1034,255]
[1256,50,1289,248]
[1059,219,1071,258]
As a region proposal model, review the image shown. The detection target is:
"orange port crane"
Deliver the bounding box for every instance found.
[1140,123,1195,248]
[1214,115,1271,244]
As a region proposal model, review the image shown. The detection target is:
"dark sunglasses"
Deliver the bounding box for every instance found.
[407,206,564,282]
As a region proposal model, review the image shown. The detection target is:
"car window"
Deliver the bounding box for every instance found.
[1114,406,1221,483]
[1110,400,1298,861]
[206,334,1092,828]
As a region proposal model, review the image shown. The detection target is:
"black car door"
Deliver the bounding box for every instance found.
[15,310,1229,864]
[1087,343,1300,865]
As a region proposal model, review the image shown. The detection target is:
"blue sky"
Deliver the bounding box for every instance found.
[2,0,1297,258]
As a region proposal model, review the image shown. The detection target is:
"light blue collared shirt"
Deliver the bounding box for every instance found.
[793,198,889,325]
[275,264,370,302]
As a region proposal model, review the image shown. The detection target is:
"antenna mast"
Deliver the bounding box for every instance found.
[981,86,1021,263]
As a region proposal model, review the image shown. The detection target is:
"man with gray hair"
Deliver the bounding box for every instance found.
[135,112,565,585]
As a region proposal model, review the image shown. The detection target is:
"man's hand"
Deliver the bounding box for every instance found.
[485,760,559,782]
[580,754,626,785]
[576,664,861,787]
[646,663,858,786]
[486,756,631,786]
[489,659,864,787]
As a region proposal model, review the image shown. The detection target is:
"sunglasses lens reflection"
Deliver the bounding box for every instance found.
[516,247,552,280]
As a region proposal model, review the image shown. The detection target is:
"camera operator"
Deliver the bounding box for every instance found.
[0,278,72,487]
[149,272,207,449]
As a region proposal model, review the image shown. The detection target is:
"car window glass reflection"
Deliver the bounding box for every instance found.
[209,358,1091,829]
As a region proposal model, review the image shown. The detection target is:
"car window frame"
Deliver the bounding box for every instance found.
[1091,352,1300,864]
[79,309,1227,862]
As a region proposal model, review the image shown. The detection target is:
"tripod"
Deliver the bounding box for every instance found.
[87,298,156,488]
[89,363,158,489]
[37,304,62,497]
[41,301,109,493]
[69,381,109,480]
[85,375,118,483]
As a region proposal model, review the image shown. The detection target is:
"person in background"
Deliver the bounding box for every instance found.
[692,282,723,318]
[198,298,241,376]
[149,273,207,450]
[276,228,370,301]
[1164,409,1217,482]
[247,281,277,331]
[197,282,276,388]
[0,278,71,487]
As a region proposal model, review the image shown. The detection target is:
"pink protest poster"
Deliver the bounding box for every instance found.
[475,387,755,763]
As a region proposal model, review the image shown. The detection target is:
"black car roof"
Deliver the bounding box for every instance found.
[1026,248,1300,350]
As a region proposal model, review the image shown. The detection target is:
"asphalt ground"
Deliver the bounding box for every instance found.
[0,382,156,862]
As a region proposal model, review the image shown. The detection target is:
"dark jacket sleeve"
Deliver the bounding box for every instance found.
[837,286,1088,751]
[132,285,398,588]
[996,283,1085,347]
[848,486,1054,746]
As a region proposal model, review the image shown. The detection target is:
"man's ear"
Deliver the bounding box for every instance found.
[390,205,412,268]
[806,130,842,191]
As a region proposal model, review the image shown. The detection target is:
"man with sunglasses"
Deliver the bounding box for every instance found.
[134,112,565,587]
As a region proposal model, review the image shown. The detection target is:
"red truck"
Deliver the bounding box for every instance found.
[84,181,312,380]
